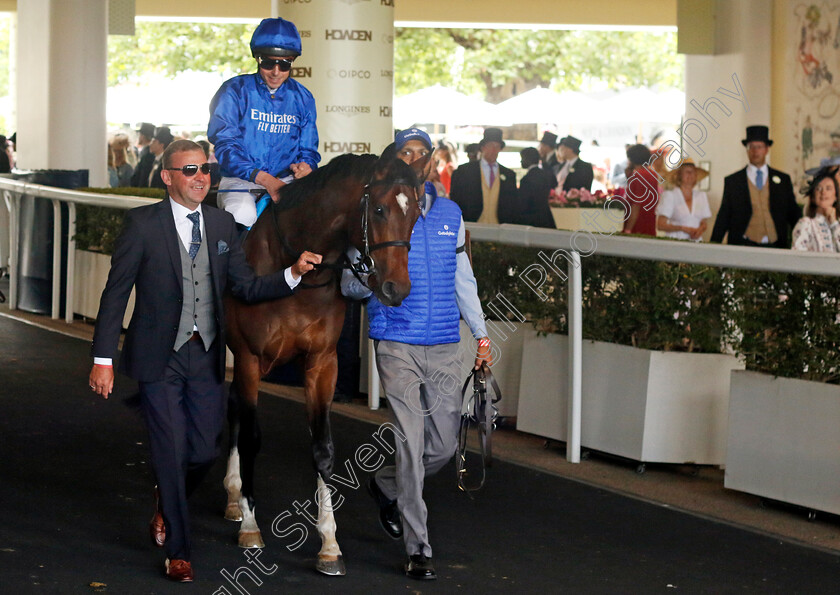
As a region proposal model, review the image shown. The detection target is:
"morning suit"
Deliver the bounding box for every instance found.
[558,158,594,192]
[91,198,293,560]
[710,167,800,248]
[499,166,556,228]
[130,151,156,188]
[449,160,517,223]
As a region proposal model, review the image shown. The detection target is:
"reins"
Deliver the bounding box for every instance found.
[456,363,502,496]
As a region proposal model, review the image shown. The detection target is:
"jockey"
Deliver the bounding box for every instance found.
[208,17,320,230]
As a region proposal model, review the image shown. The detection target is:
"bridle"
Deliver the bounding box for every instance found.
[271,174,417,290]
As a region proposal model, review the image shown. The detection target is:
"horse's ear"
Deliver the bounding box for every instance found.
[377,142,398,168]
[409,152,433,188]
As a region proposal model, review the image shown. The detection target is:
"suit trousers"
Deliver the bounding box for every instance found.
[373,340,463,559]
[139,337,225,561]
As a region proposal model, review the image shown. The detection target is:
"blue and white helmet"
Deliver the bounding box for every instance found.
[250,17,302,58]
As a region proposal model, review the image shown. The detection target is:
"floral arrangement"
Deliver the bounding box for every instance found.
[549,187,618,208]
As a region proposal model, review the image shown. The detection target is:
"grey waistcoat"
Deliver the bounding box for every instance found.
[173,237,217,351]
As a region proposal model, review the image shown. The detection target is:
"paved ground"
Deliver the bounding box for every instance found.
[2,313,840,594]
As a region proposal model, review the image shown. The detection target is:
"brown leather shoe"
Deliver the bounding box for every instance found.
[149,486,165,548]
[165,558,194,582]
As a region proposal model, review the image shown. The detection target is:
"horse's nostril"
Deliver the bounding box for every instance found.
[382,281,396,300]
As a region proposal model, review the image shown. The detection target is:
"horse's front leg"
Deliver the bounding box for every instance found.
[306,349,345,576]
[232,353,265,548]
[223,384,243,521]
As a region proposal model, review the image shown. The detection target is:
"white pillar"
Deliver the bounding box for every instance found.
[17,0,108,186]
[275,0,395,164]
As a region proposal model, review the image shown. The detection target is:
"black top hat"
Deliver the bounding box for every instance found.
[539,131,558,148]
[559,135,582,154]
[153,126,174,147]
[741,125,773,147]
[479,128,505,149]
[137,122,155,139]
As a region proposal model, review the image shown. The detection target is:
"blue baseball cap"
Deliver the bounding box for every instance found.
[395,128,432,151]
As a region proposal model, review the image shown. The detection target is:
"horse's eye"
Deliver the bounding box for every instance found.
[374,205,386,217]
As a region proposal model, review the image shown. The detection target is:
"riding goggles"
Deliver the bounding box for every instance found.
[166,163,212,177]
[257,56,293,72]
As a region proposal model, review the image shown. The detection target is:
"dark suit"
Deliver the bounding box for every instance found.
[130,151,156,187]
[542,152,561,178]
[710,167,801,248]
[499,166,556,228]
[91,198,292,560]
[559,158,594,192]
[449,160,517,222]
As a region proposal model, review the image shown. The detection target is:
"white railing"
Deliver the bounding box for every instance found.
[0,177,156,322]
[3,177,839,464]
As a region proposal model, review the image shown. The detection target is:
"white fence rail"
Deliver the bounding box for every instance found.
[2,178,838,464]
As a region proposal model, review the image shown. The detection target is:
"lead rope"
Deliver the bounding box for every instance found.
[456,363,502,496]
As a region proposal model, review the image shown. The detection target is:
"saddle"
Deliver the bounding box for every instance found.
[456,362,501,494]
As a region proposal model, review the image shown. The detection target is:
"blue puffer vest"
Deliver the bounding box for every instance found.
[368,195,462,345]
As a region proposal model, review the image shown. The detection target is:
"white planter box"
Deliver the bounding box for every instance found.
[551,207,622,233]
[517,335,744,466]
[725,370,840,515]
[74,249,134,329]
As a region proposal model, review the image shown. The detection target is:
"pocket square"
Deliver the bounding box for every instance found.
[217,240,229,255]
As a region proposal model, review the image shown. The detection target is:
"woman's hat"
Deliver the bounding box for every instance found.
[805,155,840,176]
[741,125,773,147]
[664,157,709,185]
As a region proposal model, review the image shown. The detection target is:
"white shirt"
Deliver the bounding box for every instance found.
[656,188,712,241]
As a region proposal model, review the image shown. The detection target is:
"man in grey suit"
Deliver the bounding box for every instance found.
[88,139,320,582]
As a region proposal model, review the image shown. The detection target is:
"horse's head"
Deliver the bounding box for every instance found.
[357,151,427,306]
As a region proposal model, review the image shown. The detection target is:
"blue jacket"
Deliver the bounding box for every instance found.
[368,194,463,346]
[208,72,320,182]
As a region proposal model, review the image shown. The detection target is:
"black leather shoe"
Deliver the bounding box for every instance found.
[367,477,402,539]
[405,554,436,580]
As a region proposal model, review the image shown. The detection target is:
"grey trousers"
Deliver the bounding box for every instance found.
[373,339,464,558]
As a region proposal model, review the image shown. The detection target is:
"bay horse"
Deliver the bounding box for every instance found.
[222,150,425,576]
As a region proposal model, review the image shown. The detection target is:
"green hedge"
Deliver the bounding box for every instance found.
[471,240,840,383]
[73,187,164,253]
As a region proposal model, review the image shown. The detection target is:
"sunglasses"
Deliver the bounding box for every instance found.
[166,163,212,177]
[257,56,293,72]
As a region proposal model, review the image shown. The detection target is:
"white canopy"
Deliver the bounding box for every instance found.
[393,84,511,129]
[495,87,599,124]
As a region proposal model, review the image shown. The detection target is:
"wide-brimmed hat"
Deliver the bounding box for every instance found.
[664,158,709,185]
[805,155,840,176]
[741,125,773,147]
[136,122,155,139]
[559,135,582,154]
[539,131,558,148]
[479,128,505,149]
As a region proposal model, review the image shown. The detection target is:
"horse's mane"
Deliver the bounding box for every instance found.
[274,153,379,212]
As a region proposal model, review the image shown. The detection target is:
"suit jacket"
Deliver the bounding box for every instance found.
[91,198,293,382]
[559,158,594,192]
[450,160,517,222]
[499,166,556,228]
[710,167,801,248]
[130,151,156,187]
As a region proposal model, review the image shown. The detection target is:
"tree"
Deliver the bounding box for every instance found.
[395,28,684,102]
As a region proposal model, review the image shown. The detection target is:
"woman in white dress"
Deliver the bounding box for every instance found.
[656,158,712,241]
[791,171,840,252]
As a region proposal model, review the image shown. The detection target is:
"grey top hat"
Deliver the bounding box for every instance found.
[480,128,505,148]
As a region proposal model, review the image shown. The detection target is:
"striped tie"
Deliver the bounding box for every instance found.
[186,211,201,260]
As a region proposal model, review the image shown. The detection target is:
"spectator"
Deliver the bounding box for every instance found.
[555,136,594,192]
[792,170,839,252]
[208,17,319,230]
[537,131,560,176]
[135,122,155,165]
[0,135,10,174]
[710,126,799,247]
[464,143,480,163]
[433,143,455,196]
[656,158,712,241]
[342,127,491,582]
[132,126,174,188]
[107,142,119,188]
[110,133,134,187]
[450,127,517,223]
[621,143,659,236]
[498,147,555,228]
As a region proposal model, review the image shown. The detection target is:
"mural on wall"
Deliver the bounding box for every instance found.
[789,1,840,188]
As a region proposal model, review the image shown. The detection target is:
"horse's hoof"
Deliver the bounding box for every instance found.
[316,555,346,576]
[225,502,243,522]
[238,531,265,549]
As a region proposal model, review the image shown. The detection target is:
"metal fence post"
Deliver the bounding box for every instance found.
[567,249,582,463]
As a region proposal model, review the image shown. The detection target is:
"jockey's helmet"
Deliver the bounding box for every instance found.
[250,18,302,58]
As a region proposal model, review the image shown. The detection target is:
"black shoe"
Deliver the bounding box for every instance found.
[367,477,402,539]
[405,554,436,580]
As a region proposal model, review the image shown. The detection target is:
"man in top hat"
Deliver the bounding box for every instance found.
[711,125,800,248]
[449,127,517,223]
[555,135,594,193]
[135,122,155,164]
[132,126,175,189]
[537,131,560,177]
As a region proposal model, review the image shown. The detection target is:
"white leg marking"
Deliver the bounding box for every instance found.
[224,447,242,502]
[396,192,410,215]
[239,496,260,534]
[316,476,342,558]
